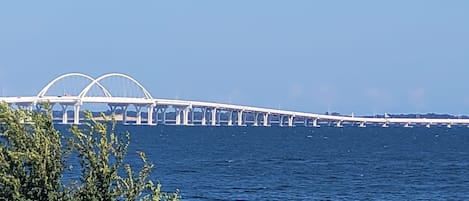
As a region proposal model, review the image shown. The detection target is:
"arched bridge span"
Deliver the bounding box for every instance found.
[1,73,469,128]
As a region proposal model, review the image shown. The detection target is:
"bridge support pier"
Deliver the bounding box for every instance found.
[135,106,142,125]
[73,104,81,125]
[211,108,217,126]
[382,122,389,128]
[313,118,320,128]
[253,113,259,126]
[336,121,343,128]
[147,105,154,125]
[228,111,233,126]
[61,104,68,124]
[175,108,181,125]
[359,122,366,128]
[263,113,269,127]
[288,116,294,127]
[237,111,243,126]
[201,108,207,125]
[183,107,190,125]
[304,118,308,127]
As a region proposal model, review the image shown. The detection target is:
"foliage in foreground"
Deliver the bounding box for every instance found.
[0,103,180,201]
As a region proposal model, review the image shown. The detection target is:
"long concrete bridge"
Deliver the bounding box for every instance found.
[1,73,468,128]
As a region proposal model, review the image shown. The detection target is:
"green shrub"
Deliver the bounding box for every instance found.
[0,103,180,201]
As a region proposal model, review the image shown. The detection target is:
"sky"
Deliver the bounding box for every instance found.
[0,1,468,115]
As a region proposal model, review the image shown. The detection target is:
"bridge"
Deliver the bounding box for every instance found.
[1,72,468,128]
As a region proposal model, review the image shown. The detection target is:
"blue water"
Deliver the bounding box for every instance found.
[57,125,469,200]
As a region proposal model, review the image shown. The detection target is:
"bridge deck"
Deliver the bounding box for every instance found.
[1,96,468,127]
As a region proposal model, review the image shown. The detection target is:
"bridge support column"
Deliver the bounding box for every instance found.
[336,121,343,128]
[263,113,269,127]
[73,104,81,125]
[359,122,366,128]
[201,108,207,125]
[313,118,319,128]
[211,108,217,126]
[147,105,154,125]
[304,118,308,127]
[136,106,143,125]
[183,107,190,125]
[122,105,128,125]
[162,108,167,125]
[61,104,68,124]
[175,108,181,125]
[237,111,243,126]
[288,116,294,127]
[253,113,259,126]
[228,111,233,126]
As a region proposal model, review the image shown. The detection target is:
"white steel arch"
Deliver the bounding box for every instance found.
[78,73,154,99]
[37,73,112,98]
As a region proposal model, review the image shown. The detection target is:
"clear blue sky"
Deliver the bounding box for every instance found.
[0,1,468,115]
